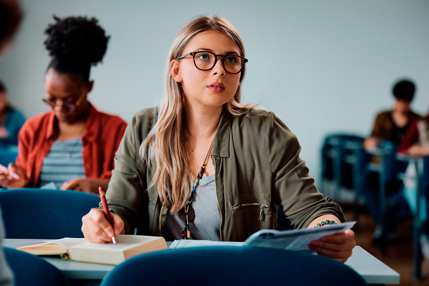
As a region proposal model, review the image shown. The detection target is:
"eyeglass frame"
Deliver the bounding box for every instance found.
[40,90,86,111]
[177,51,248,74]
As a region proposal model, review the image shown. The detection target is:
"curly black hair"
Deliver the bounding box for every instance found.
[44,15,110,82]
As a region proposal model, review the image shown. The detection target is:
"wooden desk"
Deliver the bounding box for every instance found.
[3,239,399,285]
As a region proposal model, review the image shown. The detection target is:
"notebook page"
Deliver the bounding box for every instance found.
[73,235,159,251]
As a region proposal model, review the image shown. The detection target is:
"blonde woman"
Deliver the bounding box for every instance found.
[82,16,355,262]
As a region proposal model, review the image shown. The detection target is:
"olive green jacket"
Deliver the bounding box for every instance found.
[105,107,345,241]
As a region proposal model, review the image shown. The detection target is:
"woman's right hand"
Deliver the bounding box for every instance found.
[81,208,125,243]
[0,163,26,188]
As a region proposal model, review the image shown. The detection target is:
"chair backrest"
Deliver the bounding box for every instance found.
[100,246,368,286]
[0,189,100,239]
[0,138,19,150]
[0,149,18,167]
[3,247,71,286]
[321,133,367,189]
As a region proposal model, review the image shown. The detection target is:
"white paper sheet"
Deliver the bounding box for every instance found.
[244,221,356,251]
[169,240,243,249]
[168,222,356,251]
[40,182,57,190]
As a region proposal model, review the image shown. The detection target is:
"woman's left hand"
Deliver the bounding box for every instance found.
[308,229,356,263]
[61,178,93,193]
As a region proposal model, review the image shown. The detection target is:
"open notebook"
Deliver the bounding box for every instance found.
[17,235,167,265]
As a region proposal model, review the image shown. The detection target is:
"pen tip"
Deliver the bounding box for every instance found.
[112,237,116,244]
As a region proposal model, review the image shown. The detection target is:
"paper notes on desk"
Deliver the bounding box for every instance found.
[17,235,167,265]
[244,221,356,251]
[169,240,243,249]
[40,182,57,189]
[169,221,355,252]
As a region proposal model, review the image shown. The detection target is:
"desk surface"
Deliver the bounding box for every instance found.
[3,239,399,284]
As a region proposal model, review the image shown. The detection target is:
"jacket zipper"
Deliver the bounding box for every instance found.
[233,203,270,221]
[213,157,224,241]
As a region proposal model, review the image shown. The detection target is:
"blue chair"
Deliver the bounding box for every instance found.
[0,138,19,150]
[423,155,429,223]
[4,247,71,286]
[401,154,429,279]
[320,133,368,202]
[360,140,411,252]
[0,149,18,167]
[100,246,368,286]
[0,189,100,239]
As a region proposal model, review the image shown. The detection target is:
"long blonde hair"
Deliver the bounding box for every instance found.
[142,15,256,213]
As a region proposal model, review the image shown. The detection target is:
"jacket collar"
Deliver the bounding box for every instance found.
[45,102,99,142]
[212,107,231,158]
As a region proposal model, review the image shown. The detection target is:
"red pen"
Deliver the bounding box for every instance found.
[98,187,117,244]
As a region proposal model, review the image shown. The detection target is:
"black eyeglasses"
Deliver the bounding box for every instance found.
[177,51,248,74]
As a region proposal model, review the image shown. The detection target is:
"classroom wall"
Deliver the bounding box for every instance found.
[1,0,428,187]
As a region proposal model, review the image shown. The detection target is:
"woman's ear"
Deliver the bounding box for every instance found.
[170,60,183,83]
[87,80,94,93]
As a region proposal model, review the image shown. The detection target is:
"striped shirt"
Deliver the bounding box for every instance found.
[39,137,85,189]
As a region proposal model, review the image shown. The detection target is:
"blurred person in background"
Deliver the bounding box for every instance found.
[0,0,23,285]
[0,16,127,194]
[364,79,421,150]
[361,79,422,243]
[0,79,26,147]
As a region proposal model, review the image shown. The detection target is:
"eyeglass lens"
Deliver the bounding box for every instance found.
[43,98,77,110]
[194,52,243,73]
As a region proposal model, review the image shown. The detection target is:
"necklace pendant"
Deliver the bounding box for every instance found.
[178,205,195,222]
[180,229,186,238]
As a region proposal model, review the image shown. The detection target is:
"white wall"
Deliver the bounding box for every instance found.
[1,0,429,185]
